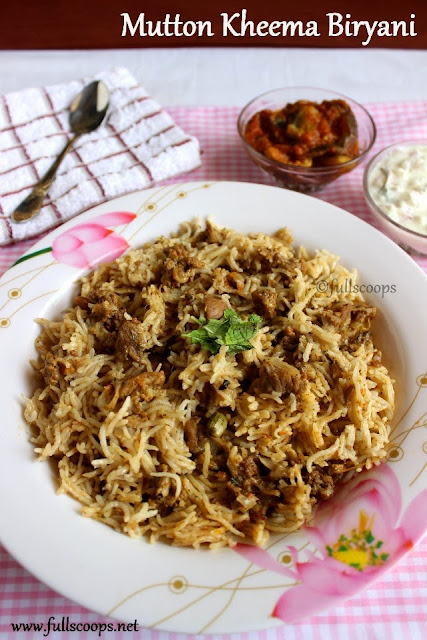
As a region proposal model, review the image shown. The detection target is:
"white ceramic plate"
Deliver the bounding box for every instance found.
[1,181,426,633]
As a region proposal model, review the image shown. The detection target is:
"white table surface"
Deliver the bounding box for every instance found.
[1,47,427,104]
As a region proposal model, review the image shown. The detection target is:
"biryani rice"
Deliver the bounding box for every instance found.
[25,220,394,548]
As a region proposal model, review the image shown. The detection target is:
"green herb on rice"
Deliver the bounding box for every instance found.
[183,308,262,355]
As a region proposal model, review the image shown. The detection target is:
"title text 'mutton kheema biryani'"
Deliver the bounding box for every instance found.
[26,220,394,548]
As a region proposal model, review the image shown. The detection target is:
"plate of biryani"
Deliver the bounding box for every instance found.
[0,181,426,633]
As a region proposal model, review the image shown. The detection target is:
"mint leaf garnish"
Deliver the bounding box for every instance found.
[183,309,262,355]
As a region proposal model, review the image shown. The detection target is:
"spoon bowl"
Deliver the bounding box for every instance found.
[69,80,110,135]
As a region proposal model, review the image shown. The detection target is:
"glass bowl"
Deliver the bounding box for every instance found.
[237,86,376,193]
[363,141,427,256]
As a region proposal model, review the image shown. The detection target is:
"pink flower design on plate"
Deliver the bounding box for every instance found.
[51,211,136,268]
[234,464,427,623]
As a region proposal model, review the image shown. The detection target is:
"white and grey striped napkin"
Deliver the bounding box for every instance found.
[0,67,201,245]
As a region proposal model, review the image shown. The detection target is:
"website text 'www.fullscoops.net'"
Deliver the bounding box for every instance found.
[10,616,138,637]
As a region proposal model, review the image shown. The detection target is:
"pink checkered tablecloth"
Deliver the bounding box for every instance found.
[1,102,426,639]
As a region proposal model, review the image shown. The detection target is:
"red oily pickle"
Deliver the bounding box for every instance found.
[244,99,359,168]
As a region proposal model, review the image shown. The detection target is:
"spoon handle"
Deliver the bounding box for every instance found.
[11,133,81,223]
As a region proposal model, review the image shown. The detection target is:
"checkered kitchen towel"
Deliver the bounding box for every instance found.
[0,67,201,245]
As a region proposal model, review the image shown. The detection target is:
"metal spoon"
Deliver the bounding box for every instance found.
[11,80,110,223]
